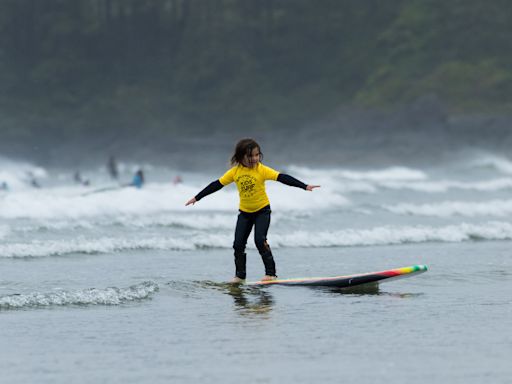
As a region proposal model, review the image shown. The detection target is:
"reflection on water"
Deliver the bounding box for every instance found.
[321,283,381,295]
[197,281,275,317]
[193,281,424,319]
[313,284,425,299]
[226,285,274,317]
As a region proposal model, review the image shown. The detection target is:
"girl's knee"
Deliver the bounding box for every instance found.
[255,239,270,254]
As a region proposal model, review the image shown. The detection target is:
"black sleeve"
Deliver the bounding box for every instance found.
[195,180,224,201]
[277,173,307,190]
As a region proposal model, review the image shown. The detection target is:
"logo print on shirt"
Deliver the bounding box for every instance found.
[238,175,256,198]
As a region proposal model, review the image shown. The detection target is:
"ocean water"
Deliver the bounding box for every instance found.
[1,152,511,384]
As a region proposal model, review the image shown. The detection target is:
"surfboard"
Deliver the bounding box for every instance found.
[245,265,428,287]
[81,185,122,196]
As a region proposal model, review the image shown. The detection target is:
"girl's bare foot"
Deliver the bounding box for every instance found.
[231,277,245,284]
[261,275,277,281]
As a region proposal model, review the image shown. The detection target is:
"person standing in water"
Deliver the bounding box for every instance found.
[185,138,320,283]
[74,171,90,186]
[108,156,119,180]
[131,169,144,188]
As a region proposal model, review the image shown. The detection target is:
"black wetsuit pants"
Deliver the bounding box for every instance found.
[233,205,276,279]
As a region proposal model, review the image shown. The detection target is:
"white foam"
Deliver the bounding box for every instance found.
[8,214,236,235]
[386,199,512,217]
[380,178,512,193]
[0,156,47,190]
[288,165,428,181]
[0,236,198,258]
[270,221,512,247]
[288,164,512,194]
[0,281,158,309]
[469,153,512,174]
[113,213,236,230]
[0,182,349,220]
[3,221,512,257]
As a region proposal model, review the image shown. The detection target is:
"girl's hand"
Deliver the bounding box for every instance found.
[185,197,197,206]
[306,185,320,191]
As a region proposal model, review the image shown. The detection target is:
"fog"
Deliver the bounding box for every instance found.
[1,1,512,171]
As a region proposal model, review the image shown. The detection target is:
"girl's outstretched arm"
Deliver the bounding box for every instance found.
[277,174,320,191]
[185,180,224,206]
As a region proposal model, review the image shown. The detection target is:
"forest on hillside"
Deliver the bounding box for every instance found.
[1,0,512,141]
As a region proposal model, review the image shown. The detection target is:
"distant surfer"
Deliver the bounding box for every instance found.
[130,169,144,188]
[26,171,41,188]
[74,171,90,186]
[83,168,144,195]
[185,138,320,283]
[108,156,119,180]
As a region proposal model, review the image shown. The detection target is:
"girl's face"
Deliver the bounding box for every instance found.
[243,147,261,168]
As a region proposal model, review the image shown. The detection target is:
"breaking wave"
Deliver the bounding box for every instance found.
[270,222,512,246]
[386,199,512,217]
[0,281,159,309]
[469,154,512,174]
[0,183,348,220]
[2,222,512,257]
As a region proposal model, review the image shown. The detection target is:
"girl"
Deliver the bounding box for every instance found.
[185,138,320,283]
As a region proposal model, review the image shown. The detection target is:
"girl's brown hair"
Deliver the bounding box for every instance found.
[231,138,263,166]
